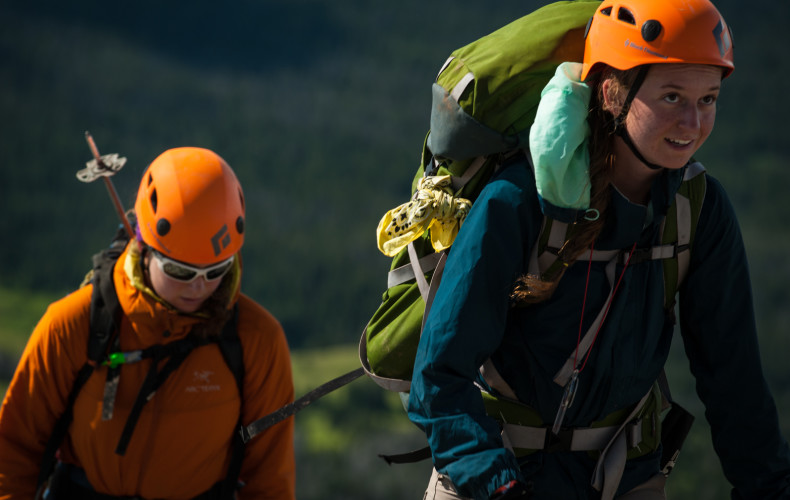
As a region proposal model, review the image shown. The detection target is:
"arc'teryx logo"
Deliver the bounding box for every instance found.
[211,224,231,256]
[194,370,213,384]
[186,370,221,393]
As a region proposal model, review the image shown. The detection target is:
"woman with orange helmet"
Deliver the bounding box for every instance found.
[407,0,790,499]
[0,148,295,499]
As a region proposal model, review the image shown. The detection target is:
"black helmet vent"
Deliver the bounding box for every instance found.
[617,7,636,25]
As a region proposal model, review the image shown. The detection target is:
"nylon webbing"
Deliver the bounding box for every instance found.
[591,390,653,500]
[421,252,448,332]
[387,253,442,288]
[359,332,412,393]
[407,242,431,302]
[114,336,205,455]
[553,256,618,387]
[436,56,455,79]
[240,367,365,443]
[450,72,475,103]
[451,156,487,192]
[675,191,692,285]
[502,419,642,453]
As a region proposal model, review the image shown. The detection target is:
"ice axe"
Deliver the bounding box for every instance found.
[76,131,134,239]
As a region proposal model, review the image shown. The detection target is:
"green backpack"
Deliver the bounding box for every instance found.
[360,0,600,390]
[359,0,707,393]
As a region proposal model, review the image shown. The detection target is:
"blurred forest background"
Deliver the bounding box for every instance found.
[1,0,789,498]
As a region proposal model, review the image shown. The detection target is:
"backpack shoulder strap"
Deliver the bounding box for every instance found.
[661,162,707,309]
[87,238,126,361]
[37,235,126,491]
[214,305,246,497]
[216,305,243,394]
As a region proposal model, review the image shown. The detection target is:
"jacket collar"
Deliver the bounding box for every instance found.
[112,242,241,345]
[596,166,685,250]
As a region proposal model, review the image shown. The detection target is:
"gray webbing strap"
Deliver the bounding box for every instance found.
[527,220,546,276]
[358,331,412,393]
[368,250,448,392]
[675,161,705,295]
[553,256,618,387]
[480,359,519,401]
[437,56,455,77]
[450,72,475,103]
[496,384,652,500]
[591,390,652,500]
[537,220,570,271]
[451,156,487,192]
[647,245,676,260]
[501,419,642,453]
[523,228,623,391]
[675,192,692,286]
[422,252,448,332]
[388,252,443,288]
[408,242,431,302]
[535,220,621,273]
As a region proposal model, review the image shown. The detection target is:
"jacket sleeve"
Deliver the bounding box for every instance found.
[0,287,92,500]
[407,165,541,500]
[678,176,790,499]
[235,296,295,500]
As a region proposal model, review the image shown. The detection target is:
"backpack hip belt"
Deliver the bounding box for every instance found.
[483,383,662,500]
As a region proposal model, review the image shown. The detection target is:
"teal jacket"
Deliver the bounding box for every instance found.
[407,158,790,499]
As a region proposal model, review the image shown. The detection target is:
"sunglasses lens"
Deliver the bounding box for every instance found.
[206,260,234,280]
[161,261,198,281]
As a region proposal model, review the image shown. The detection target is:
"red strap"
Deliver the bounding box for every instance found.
[574,242,637,373]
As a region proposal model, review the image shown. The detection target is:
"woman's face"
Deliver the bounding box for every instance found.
[147,253,224,313]
[608,64,723,170]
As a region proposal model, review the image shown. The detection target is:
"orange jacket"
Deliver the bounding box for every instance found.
[0,244,295,499]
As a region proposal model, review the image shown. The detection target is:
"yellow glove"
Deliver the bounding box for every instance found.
[376,175,471,257]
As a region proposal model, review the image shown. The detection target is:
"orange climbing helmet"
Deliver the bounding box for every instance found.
[134,147,245,265]
[581,0,734,81]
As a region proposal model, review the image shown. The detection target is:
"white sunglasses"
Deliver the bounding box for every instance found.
[151,250,235,283]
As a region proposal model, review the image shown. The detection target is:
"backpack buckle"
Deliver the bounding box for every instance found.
[544,428,574,452]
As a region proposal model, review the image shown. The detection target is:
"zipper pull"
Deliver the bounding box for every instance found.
[103,350,143,369]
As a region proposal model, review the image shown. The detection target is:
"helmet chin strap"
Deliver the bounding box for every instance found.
[612,66,664,171]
